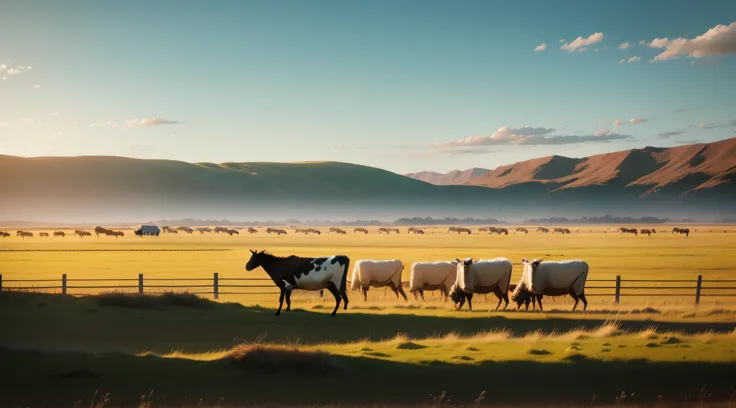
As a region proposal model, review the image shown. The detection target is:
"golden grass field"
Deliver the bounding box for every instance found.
[2,224,736,406]
[2,224,735,308]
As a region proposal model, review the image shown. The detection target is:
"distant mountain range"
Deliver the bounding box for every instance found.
[1,138,734,223]
[406,138,736,197]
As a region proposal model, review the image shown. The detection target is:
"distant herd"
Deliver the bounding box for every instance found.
[245,249,591,316]
[0,226,711,239]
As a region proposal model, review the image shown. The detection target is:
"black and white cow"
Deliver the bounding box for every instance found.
[245,250,350,316]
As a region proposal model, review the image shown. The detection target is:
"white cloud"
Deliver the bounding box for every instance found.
[645,22,736,61]
[560,32,604,52]
[126,118,179,127]
[619,56,641,63]
[559,39,566,43]
[613,120,625,126]
[596,129,612,137]
[0,64,33,78]
[534,43,547,52]
[32,84,41,89]
[618,42,631,50]
[639,40,646,45]
[433,126,629,148]
[629,118,647,124]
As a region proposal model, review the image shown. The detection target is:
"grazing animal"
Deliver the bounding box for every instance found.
[295,228,310,234]
[105,230,124,238]
[450,257,513,311]
[266,228,287,235]
[452,227,472,235]
[619,227,638,236]
[17,230,33,238]
[378,227,393,234]
[74,230,91,238]
[39,232,49,237]
[163,226,176,234]
[197,227,212,234]
[508,283,537,311]
[414,229,425,234]
[478,227,489,232]
[177,226,194,234]
[245,250,350,316]
[248,227,258,234]
[516,228,529,234]
[329,227,347,235]
[553,227,571,234]
[537,227,550,233]
[53,231,66,238]
[350,259,407,301]
[226,229,239,235]
[640,228,653,236]
[0,231,10,238]
[354,227,369,234]
[409,261,458,301]
[495,228,509,235]
[308,228,322,235]
[511,258,589,312]
[213,226,231,234]
[673,227,690,237]
[407,227,424,234]
[94,226,112,237]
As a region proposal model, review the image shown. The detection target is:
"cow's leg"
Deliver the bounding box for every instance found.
[536,295,544,312]
[418,289,425,301]
[467,293,473,311]
[325,283,342,316]
[440,287,450,301]
[275,290,285,316]
[284,290,292,311]
[568,288,580,311]
[396,284,408,301]
[362,287,369,302]
[340,286,349,310]
[387,281,400,299]
[579,292,588,311]
[457,296,465,310]
[492,288,504,311]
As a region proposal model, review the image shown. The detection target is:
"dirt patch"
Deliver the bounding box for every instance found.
[227,344,336,374]
[396,341,427,350]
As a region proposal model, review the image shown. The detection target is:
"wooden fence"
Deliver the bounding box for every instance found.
[1,274,735,304]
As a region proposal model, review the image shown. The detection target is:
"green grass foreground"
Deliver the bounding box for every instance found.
[1,292,736,407]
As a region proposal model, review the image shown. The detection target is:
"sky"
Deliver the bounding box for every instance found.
[1,0,735,174]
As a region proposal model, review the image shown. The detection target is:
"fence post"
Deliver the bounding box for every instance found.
[0,274,3,293]
[213,272,219,300]
[695,275,702,305]
[62,274,67,295]
[138,273,144,294]
[615,275,621,304]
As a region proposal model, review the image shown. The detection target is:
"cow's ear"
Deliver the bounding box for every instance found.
[258,250,266,254]
[249,249,255,254]
[455,258,461,264]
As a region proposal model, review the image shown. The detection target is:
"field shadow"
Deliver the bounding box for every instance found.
[2,346,735,407]
[2,292,734,354]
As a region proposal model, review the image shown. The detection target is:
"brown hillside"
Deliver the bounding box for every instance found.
[405,168,489,185]
[411,138,736,197]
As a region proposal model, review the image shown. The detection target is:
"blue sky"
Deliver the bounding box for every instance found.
[1,0,735,173]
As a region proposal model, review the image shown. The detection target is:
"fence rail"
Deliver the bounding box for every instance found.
[0,273,734,304]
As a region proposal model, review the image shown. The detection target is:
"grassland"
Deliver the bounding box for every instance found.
[2,225,736,407]
[1,224,735,308]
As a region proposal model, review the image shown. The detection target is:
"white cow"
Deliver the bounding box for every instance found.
[350,259,407,301]
[450,257,513,311]
[409,261,458,301]
[511,258,589,312]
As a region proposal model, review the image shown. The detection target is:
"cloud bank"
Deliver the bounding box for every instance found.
[534,43,547,52]
[434,126,629,148]
[646,22,736,61]
[126,118,179,127]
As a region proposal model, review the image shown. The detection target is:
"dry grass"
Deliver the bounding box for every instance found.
[225,343,337,374]
[96,291,215,309]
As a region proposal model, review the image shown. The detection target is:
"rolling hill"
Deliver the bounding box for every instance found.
[1,138,734,223]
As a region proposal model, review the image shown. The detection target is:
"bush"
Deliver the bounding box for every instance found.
[96,292,215,310]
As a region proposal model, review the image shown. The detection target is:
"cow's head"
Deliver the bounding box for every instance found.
[246,249,267,271]
[449,284,466,307]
